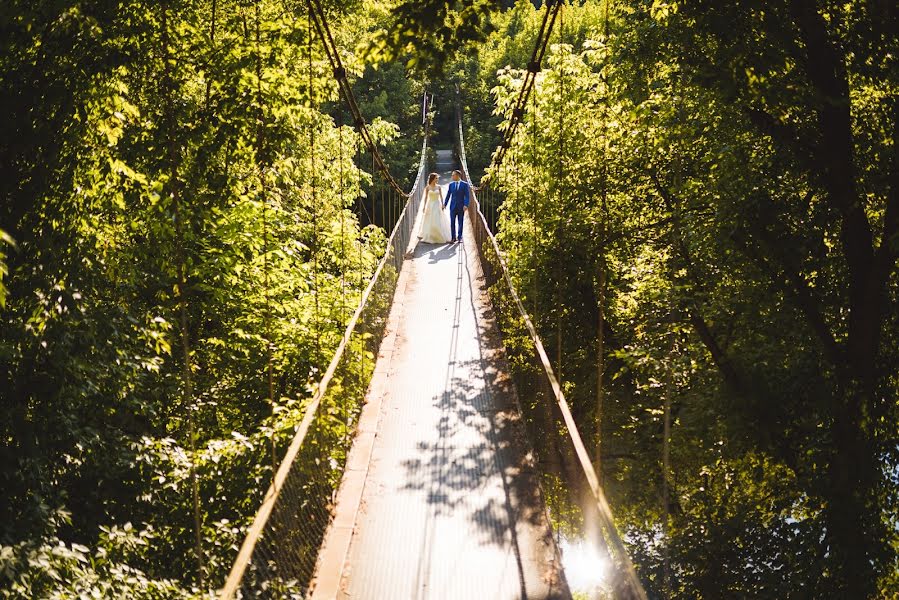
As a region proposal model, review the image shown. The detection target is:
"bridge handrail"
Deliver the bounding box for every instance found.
[458,117,648,600]
[220,135,430,599]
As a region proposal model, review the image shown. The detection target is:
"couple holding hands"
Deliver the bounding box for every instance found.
[419,170,471,245]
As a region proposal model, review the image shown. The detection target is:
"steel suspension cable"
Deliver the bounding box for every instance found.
[309,7,321,359]
[339,103,347,329]
[253,0,278,479]
[663,336,674,598]
[596,0,612,484]
[490,0,564,174]
[373,152,378,227]
[556,3,565,384]
[176,191,205,590]
[337,102,354,453]
[531,84,539,323]
[471,0,563,250]
[357,136,365,393]
[306,0,407,197]
[161,4,205,585]
[514,138,522,259]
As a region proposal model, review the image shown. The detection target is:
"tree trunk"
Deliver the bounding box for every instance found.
[787,2,886,593]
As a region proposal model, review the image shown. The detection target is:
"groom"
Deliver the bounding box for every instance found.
[443,170,470,243]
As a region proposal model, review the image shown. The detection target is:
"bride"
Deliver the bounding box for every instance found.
[419,173,451,243]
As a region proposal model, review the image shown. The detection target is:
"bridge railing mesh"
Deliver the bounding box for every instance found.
[458,119,648,600]
[220,138,429,599]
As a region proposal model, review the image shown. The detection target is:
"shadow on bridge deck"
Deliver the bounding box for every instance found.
[311,169,570,600]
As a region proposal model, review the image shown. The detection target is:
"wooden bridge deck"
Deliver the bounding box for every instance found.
[312,167,570,599]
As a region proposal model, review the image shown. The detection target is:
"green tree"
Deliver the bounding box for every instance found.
[463,0,898,596]
[0,0,418,595]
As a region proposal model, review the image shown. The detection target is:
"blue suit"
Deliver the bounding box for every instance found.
[443,180,470,241]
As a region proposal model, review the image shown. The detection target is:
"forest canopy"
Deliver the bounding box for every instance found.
[1,0,897,598]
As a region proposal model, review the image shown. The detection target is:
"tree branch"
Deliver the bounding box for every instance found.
[743,106,817,174]
[732,226,843,368]
[789,0,881,378]
[650,173,747,393]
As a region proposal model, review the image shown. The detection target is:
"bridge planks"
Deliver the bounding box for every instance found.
[312,173,570,600]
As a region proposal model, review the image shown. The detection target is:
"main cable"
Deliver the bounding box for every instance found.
[306,0,407,197]
[487,0,564,180]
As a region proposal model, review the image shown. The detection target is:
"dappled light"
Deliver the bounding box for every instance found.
[1,0,897,598]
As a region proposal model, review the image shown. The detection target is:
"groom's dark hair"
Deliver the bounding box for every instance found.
[452,170,463,178]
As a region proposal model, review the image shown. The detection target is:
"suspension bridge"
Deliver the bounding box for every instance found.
[214,1,646,598]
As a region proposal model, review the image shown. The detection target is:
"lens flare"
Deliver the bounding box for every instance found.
[559,536,610,597]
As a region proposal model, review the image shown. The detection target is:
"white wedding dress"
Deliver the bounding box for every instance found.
[420,185,451,243]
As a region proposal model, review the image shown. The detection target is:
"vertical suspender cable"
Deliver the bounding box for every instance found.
[663,336,674,598]
[492,157,498,234]
[255,0,277,478]
[206,0,217,108]
[181,222,204,590]
[339,105,346,328]
[491,181,496,233]
[531,84,539,323]
[494,162,499,230]
[161,3,204,586]
[358,140,365,385]
[338,99,351,449]
[514,141,521,259]
[377,156,381,229]
[596,0,611,481]
[372,153,377,227]
[485,179,503,233]
[555,3,565,384]
[309,8,321,359]
[177,166,205,591]
[492,161,497,232]
[497,162,501,231]
[664,38,687,599]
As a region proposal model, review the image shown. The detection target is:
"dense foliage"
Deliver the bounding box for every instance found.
[452,1,898,597]
[2,0,897,598]
[0,0,422,596]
